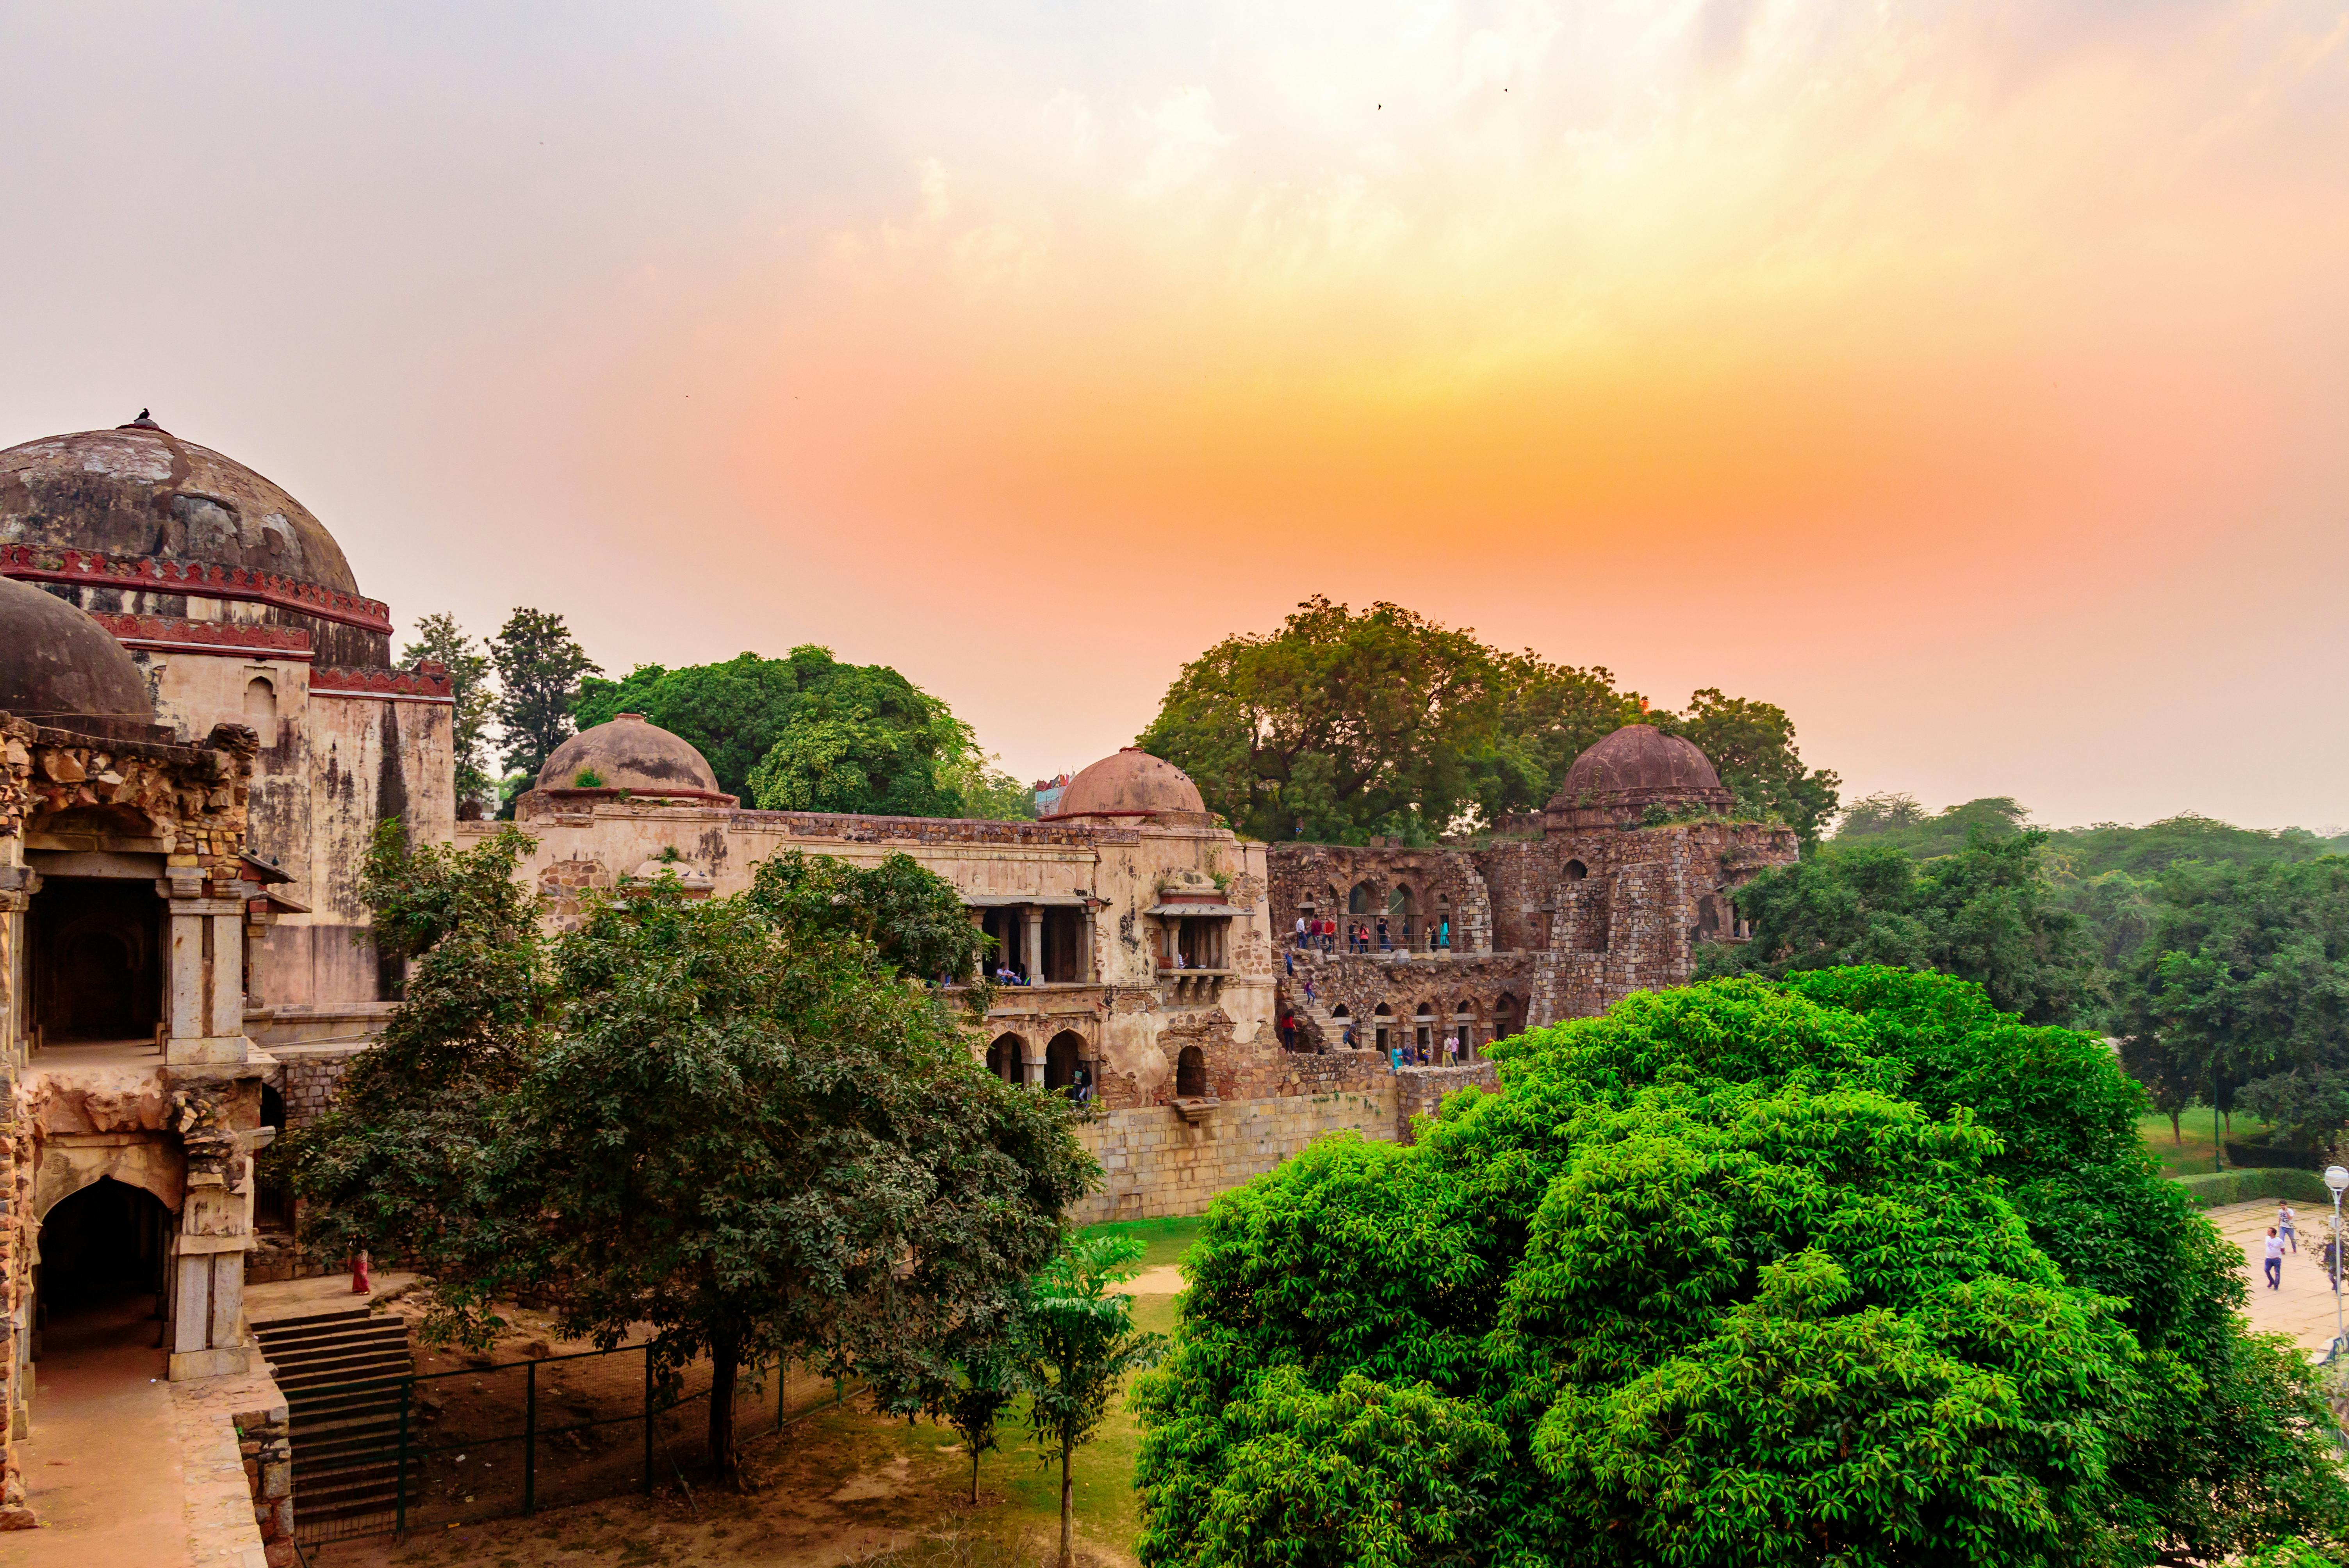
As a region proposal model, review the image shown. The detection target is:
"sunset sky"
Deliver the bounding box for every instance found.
[5,2,2346,829]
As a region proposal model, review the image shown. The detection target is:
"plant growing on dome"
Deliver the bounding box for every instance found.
[570,767,605,789]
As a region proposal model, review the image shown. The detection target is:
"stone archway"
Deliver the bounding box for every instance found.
[37,1175,173,1315]
[986,1032,1026,1086]
[1175,1046,1208,1098]
[1045,1030,1086,1092]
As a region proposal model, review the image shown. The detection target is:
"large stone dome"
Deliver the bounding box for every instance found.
[0,419,360,594]
[0,575,153,732]
[536,713,731,802]
[1041,748,1208,823]
[1547,724,1732,818]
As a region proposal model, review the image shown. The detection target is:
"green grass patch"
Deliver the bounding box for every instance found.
[1081,1215,1209,1275]
[2137,1107,2279,1179]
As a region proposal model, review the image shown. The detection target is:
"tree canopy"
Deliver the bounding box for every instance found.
[1698,830,2101,1026]
[401,612,497,819]
[574,647,1028,819]
[490,607,602,782]
[1134,968,2344,1566]
[2113,858,2349,1153]
[1136,597,1836,845]
[287,826,1087,1487]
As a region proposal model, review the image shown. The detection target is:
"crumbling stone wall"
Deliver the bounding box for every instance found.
[1394,1062,1501,1143]
[1070,1086,1398,1225]
[1267,844,1493,953]
[1280,951,1545,1055]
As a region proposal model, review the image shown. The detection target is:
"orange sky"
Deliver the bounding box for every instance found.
[5,2,2347,827]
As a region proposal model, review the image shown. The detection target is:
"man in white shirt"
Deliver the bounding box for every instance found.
[2263,1227,2286,1290]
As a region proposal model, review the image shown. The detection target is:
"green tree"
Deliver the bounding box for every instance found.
[1024,1232,1167,1568]
[1655,688,1841,843]
[937,1337,1023,1505]
[1135,968,2347,1565]
[1465,650,1646,828]
[291,836,1093,1490]
[576,647,986,816]
[282,823,552,1281]
[490,608,601,781]
[1138,597,1501,843]
[744,849,992,990]
[1699,829,2099,1025]
[400,612,497,819]
[2114,859,2349,1156]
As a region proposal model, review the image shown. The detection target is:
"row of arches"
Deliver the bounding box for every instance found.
[1327,992,1527,1060]
[985,1029,1091,1092]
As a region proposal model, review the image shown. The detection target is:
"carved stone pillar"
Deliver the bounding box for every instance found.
[1025,907,1047,985]
[161,884,251,1067]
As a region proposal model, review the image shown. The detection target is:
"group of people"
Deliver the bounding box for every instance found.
[1387,1033,1467,1069]
[1292,913,1455,955]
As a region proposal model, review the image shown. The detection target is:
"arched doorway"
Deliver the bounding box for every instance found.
[1413,1003,1435,1057]
[36,1176,173,1362]
[1452,1000,1475,1060]
[986,1033,1026,1085]
[1175,1046,1208,1098]
[1373,1003,1393,1054]
[256,1085,291,1231]
[1045,1030,1085,1092]
[1387,886,1415,947]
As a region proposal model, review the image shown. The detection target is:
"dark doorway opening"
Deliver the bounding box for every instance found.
[30,876,163,1044]
[1175,1046,1208,1098]
[256,1085,291,1231]
[1045,1031,1084,1091]
[986,1033,1025,1085]
[38,1177,171,1326]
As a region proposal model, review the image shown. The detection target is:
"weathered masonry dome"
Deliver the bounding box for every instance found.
[1041,747,1209,823]
[0,574,154,731]
[1547,724,1733,819]
[0,417,394,666]
[0,420,360,593]
[536,713,732,802]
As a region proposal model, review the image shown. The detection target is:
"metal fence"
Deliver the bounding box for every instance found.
[294,1342,849,1544]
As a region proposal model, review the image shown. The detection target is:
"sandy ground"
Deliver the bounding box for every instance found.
[14,1295,190,1568]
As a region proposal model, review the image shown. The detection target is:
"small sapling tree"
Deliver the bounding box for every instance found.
[1023,1233,1167,1568]
[940,1337,1023,1505]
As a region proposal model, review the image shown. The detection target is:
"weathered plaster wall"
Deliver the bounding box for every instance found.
[1069,1087,1398,1225]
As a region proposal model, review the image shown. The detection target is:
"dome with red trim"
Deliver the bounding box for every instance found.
[1041,748,1208,823]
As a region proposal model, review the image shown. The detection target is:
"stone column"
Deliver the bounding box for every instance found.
[160,884,252,1067]
[1025,907,1047,985]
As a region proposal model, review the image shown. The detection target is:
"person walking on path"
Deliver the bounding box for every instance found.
[1377,914,1391,951]
[2279,1201,2299,1252]
[2264,1227,2286,1290]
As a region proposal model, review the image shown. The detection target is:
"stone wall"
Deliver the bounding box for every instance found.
[1393,1062,1501,1144]
[1267,843,1493,954]
[1070,1086,1399,1226]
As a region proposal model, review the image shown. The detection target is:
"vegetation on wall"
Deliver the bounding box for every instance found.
[1137,596,1838,845]
[1133,968,2348,1566]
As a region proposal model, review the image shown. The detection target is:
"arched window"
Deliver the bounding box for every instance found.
[1413,1002,1434,1053]
[1045,1030,1085,1091]
[1697,893,1723,938]
[1330,1004,1350,1018]
[1563,859,1587,882]
[1176,1046,1208,1098]
[1493,992,1523,1042]
[1373,1001,1393,1053]
[986,1033,1025,1085]
[243,675,278,746]
[1348,882,1374,915]
[1451,1000,1476,1061]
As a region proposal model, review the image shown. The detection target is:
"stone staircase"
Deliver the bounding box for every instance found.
[253,1306,415,1529]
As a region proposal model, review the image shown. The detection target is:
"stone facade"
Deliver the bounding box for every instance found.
[1,707,287,1527]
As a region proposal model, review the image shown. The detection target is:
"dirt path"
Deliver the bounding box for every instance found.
[15,1296,190,1568]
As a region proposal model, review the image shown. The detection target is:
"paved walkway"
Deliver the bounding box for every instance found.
[245,1267,417,1325]
[2208,1199,2349,1353]
[14,1294,191,1568]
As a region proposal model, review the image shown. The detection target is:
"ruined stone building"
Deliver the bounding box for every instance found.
[0,415,1797,1538]
[1264,724,1798,1062]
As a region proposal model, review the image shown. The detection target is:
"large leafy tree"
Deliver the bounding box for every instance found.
[1138,598,1833,844]
[2114,858,2349,1153]
[401,612,497,819]
[289,831,1088,1489]
[1135,968,2346,1566]
[490,607,601,780]
[1698,829,2100,1025]
[1137,597,1502,844]
[574,647,1015,817]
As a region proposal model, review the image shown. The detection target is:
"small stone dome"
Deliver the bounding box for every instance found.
[0,575,154,731]
[1041,748,1208,822]
[1547,725,1732,817]
[0,421,360,594]
[536,713,731,802]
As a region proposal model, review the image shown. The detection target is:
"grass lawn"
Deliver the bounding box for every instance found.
[2139,1106,2278,1178]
